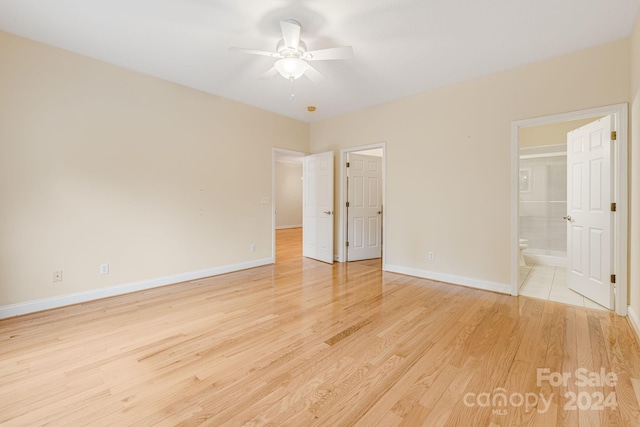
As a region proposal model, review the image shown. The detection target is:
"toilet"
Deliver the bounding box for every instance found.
[519,238,529,266]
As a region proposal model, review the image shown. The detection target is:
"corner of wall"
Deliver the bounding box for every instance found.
[629,8,640,324]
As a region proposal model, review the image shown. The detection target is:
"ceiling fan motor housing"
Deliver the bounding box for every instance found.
[276,39,307,59]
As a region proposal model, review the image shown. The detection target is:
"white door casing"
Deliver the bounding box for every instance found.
[566,116,614,309]
[303,152,334,264]
[347,153,382,261]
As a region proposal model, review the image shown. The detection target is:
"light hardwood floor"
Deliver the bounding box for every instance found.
[1,228,639,426]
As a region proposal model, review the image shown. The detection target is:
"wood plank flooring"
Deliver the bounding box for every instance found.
[1,227,639,426]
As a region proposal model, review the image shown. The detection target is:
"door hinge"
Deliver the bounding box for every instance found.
[346,201,350,208]
[611,131,617,141]
[346,241,349,247]
[346,162,350,168]
[611,202,616,212]
[611,274,616,284]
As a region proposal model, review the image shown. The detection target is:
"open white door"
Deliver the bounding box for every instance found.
[303,152,334,264]
[566,116,614,309]
[347,153,382,261]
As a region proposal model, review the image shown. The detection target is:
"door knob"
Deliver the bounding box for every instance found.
[323,211,333,215]
[563,215,573,221]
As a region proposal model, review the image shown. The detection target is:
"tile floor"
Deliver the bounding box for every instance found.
[519,263,608,311]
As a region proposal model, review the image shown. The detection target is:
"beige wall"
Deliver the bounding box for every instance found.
[630,12,640,323]
[275,161,302,228]
[519,117,602,148]
[2,20,639,322]
[310,39,630,288]
[0,32,309,307]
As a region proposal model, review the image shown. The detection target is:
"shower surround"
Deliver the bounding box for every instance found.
[519,145,567,265]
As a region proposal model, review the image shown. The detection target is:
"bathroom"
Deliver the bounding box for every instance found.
[518,117,606,309]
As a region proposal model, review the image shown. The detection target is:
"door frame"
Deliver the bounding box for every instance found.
[510,103,628,316]
[338,142,387,264]
[272,147,307,261]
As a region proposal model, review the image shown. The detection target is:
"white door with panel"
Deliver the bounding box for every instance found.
[566,116,614,309]
[303,152,334,264]
[347,153,383,261]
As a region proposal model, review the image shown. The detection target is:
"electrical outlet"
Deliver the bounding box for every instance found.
[100,264,109,275]
[428,252,435,261]
[53,270,63,282]
[250,243,256,252]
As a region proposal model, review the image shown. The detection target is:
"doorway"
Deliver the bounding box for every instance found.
[338,143,386,265]
[511,104,628,316]
[518,118,601,308]
[273,149,337,265]
[272,148,306,262]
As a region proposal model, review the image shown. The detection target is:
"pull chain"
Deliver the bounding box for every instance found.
[289,77,295,101]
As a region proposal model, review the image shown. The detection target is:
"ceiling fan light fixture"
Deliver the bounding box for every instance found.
[275,57,308,80]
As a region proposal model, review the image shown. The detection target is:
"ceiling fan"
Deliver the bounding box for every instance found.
[229,19,354,84]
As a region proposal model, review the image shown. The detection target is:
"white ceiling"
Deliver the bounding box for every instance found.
[1,0,639,122]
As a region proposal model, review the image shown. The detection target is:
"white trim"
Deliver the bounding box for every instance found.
[338,142,387,264]
[385,264,511,295]
[272,148,307,262]
[523,253,567,268]
[628,306,640,342]
[519,152,567,159]
[276,224,302,230]
[0,258,273,320]
[511,103,628,316]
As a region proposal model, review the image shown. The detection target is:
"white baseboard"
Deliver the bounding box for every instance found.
[0,257,274,320]
[628,306,640,343]
[275,225,302,230]
[384,264,511,295]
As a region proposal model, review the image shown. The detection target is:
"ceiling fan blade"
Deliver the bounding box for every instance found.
[280,20,301,50]
[304,46,354,61]
[304,64,326,84]
[229,47,280,58]
[259,67,279,80]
